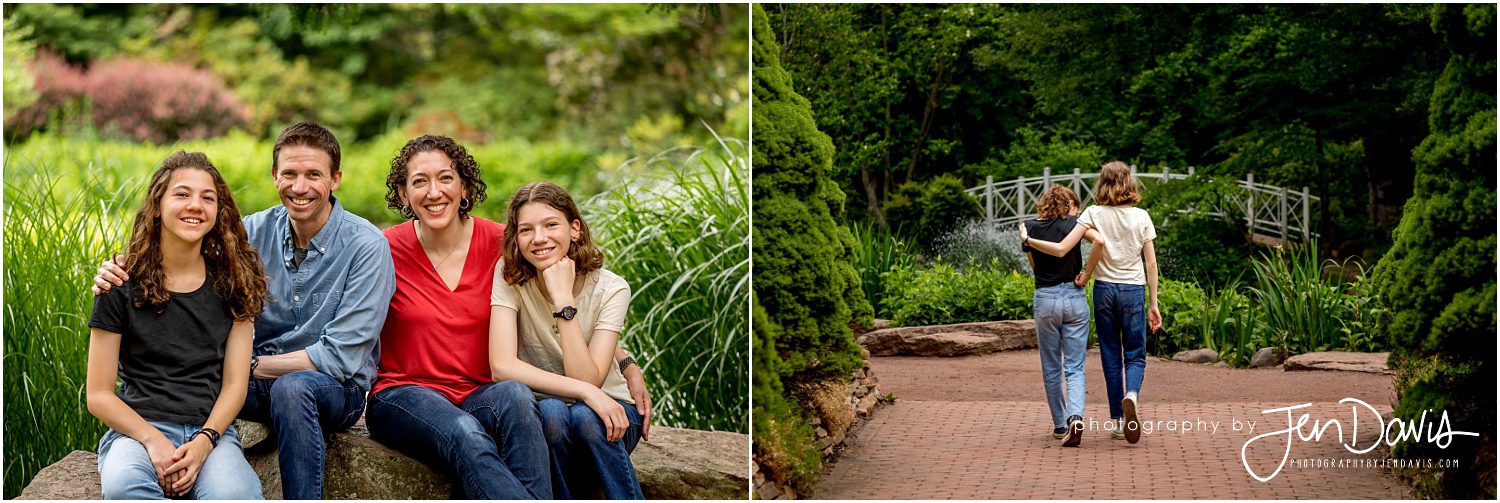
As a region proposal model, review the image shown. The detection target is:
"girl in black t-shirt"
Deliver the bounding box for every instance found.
[86,151,267,499]
[1020,184,1106,447]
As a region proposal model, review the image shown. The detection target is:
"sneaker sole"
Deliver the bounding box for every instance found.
[1123,397,1141,444]
[1062,420,1083,447]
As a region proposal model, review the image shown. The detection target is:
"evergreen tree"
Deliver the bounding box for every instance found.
[1372,4,1495,498]
[751,4,873,492]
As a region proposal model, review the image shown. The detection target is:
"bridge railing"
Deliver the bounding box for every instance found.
[966,166,1320,244]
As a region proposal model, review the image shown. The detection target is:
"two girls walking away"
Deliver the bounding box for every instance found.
[1021,161,1162,446]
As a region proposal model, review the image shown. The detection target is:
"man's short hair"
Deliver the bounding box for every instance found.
[272,122,342,174]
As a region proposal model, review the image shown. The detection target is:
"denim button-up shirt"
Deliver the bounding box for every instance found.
[242,196,395,393]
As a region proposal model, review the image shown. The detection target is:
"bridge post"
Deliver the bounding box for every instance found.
[1302,186,1310,242]
[1163,165,1171,183]
[1188,166,1195,177]
[1279,186,1289,242]
[1015,176,1025,223]
[1042,167,1051,189]
[985,175,994,230]
[1246,173,1256,235]
[1072,168,1081,198]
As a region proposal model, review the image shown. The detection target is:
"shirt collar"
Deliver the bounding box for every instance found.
[282,195,345,254]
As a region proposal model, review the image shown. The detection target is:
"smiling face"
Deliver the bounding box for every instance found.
[273,145,341,228]
[159,168,219,247]
[515,201,581,271]
[400,151,467,230]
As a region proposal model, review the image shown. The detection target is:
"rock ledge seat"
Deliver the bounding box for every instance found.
[20,419,748,500]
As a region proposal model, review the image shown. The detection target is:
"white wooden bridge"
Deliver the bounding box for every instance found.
[966,166,1320,245]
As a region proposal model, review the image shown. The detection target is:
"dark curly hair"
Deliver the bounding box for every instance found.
[126,151,267,321]
[385,134,487,221]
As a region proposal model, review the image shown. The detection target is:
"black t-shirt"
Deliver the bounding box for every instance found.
[88,268,233,426]
[1022,216,1084,288]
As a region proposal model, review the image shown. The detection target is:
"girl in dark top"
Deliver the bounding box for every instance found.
[86,151,267,499]
[1020,184,1106,447]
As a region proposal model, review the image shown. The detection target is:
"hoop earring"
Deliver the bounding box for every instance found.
[459,198,472,210]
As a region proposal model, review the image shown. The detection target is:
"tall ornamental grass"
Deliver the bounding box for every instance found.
[585,136,749,433]
[4,170,139,498]
[1249,242,1360,354]
[847,221,916,319]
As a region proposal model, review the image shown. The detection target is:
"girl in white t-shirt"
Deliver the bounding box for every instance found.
[1021,161,1160,445]
[489,181,644,499]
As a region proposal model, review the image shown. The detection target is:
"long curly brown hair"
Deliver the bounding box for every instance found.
[501,182,603,286]
[125,151,266,321]
[384,134,487,221]
[1037,184,1080,220]
[1093,161,1142,206]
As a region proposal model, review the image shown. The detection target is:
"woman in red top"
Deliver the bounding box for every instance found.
[364,135,654,499]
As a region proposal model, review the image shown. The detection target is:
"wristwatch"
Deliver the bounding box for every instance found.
[552,306,578,321]
[618,356,637,373]
[250,355,260,377]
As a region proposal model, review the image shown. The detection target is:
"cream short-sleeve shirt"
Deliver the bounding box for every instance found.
[1077,205,1157,285]
[490,261,634,404]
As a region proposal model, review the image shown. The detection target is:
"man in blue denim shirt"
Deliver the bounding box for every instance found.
[93,122,395,498]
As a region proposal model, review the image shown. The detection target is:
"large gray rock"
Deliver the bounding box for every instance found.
[1173,348,1219,363]
[857,320,1036,357]
[1249,347,1286,368]
[20,420,747,500]
[1283,351,1393,375]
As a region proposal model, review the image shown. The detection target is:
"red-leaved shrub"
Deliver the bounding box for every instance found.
[6,50,249,143]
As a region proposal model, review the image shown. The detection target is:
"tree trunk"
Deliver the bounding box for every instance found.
[862,164,886,226]
[904,58,947,184]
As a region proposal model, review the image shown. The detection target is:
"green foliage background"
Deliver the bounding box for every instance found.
[3,4,751,497]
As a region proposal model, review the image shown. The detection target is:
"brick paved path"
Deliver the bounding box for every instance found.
[814,349,1411,499]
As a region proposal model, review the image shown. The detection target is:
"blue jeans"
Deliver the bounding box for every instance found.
[239,370,365,499]
[97,421,261,499]
[1094,280,1148,419]
[537,398,644,499]
[1033,282,1089,428]
[366,381,551,499]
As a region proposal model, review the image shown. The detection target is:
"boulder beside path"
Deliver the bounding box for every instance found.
[858,320,1036,357]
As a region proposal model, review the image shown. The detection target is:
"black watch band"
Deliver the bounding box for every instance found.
[552,306,578,321]
[191,427,221,447]
[618,356,637,373]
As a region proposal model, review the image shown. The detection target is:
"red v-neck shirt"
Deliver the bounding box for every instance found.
[372,217,505,404]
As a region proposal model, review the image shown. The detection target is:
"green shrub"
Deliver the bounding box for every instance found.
[881,259,1034,327]
[1371,4,1495,497]
[881,174,981,248]
[1149,278,1208,356]
[749,303,822,493]
[751,6,871,493]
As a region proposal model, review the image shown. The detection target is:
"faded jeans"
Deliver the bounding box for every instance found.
[1033,282,1090,428]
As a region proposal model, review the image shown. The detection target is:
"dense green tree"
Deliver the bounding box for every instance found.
[770,4,1025,225]
[1371,4,1495,498]
[751,4,872,491]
